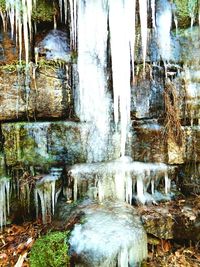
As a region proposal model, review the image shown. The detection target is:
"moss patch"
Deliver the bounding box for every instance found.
[30,231,70,267]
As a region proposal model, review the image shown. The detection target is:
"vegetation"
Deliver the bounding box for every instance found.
[32,0,55,22]
[163,80,183,146]
[0,0,6,12]
[173,0,199,27]
[29,231,70,267]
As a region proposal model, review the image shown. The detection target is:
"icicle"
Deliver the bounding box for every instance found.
[64,0,68,24]
[151,0,156,29]
[0,11,6,32]
[51,180,56,215]
[74,176,78,201]
[109,0,133,156]
[151,179,155,195]
[21,1,29,64]
[7,0,15,39]
[34,169,62,223]
[115,172,125,201]
[164,171,170,194]
[69,0,77,49]
[59,0,63,22]
[34,189,39,219]
[136,177,145,204]
[125,172,132,204]
[118,248,129,267]
[139,0,148,72]
[98,179,104,202]
[76,0,110,162]
[0,178,10,229]
[156,0,172,62]
[199,4,200,26]
[27,0,32,41]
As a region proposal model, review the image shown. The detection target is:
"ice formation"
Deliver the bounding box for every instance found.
[34,167,62,223]
[67,157,170,205]
[0,178,10,229]
[69,201,147,267]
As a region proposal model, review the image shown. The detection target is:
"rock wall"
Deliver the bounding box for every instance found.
[0,0,199,227]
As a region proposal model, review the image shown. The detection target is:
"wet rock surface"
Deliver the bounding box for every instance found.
[1,121,89,169]
[137,195,200,242]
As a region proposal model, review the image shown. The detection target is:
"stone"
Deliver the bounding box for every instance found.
[132,119,166,163]
[0,64,72,121]
[1,121,89,170]
[138,196,200,242]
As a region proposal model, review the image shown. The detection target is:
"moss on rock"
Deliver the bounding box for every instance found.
[30,231,70,267]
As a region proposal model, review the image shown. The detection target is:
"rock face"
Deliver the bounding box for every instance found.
[0,65,72,121]
[2,121,90,169]
[138,196,200,242]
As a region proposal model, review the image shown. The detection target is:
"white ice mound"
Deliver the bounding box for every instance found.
[36,29,70,62]
[69,201,147,267]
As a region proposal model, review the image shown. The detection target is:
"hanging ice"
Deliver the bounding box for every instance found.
[6,0,33,64]
[67,158,171,205]
[34,168,62,223]
[0,178,10,229]
[109,0,136,156]
[75,0,111,162]
[156,0,172,62]
[138,0,148,71]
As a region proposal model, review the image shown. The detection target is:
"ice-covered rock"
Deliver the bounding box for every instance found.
[69,201,147,267]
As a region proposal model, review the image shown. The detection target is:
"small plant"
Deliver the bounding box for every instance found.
[29,231,70,267]
[163,80,183,146]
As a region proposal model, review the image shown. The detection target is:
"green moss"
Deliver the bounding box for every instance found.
[0,0,6,12]
[32,0,55,22]
[173,0,198,28]
[30,231,70,267]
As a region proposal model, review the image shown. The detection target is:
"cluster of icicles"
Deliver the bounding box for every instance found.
[67,157,171,205]
[34,168,62,224]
